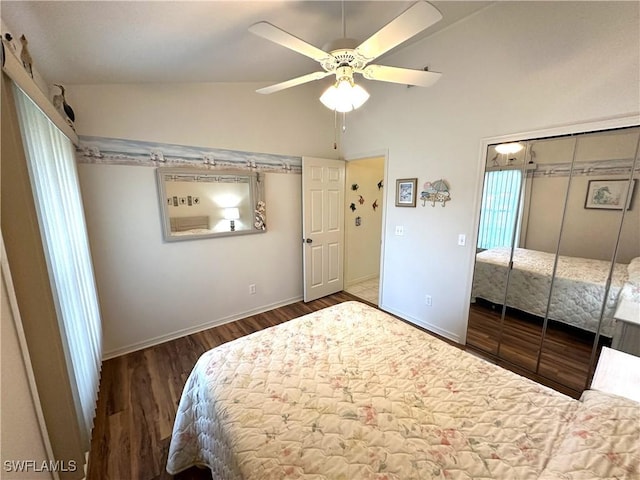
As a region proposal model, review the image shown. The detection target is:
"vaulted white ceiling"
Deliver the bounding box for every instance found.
[1,1,490,85]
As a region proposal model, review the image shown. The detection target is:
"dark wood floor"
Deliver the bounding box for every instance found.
[88,293,603,479]
[87,292,360,480]
[466,300,610,397]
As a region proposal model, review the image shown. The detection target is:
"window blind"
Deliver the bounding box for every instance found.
[12,84,102,443]
[477,169,523,250]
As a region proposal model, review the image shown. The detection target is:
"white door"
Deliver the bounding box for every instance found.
[302,157,345,302]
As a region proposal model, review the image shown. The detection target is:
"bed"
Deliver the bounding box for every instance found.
[166,301,639,479]
[169,215,210,235]
[471,247,630,337]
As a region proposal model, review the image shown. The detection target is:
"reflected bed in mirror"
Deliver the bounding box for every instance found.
[156,168,266,241]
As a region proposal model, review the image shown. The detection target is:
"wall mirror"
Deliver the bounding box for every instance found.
[467,125,639,395]
[156,168,266,241]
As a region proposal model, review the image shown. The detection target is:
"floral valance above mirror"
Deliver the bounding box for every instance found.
[156,168,266,241]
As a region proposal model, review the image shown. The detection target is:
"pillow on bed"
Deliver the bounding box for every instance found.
[579,388,640,407]
[628,257,640,284]
[539,389,640,479]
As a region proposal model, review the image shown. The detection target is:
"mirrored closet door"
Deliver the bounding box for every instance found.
[467,125,640,395]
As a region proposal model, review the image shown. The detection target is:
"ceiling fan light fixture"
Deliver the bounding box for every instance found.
[320,78,370,113]
[250,2,443,105]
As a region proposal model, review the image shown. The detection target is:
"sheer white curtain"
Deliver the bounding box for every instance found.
[12,84,102,442]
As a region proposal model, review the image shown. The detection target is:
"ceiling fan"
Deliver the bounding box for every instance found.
[249,1,443,112]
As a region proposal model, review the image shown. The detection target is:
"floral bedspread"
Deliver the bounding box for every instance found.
[166,301,639,479]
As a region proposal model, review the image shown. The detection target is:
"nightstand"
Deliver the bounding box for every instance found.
[611,297,640,356]
[590,346,640,403]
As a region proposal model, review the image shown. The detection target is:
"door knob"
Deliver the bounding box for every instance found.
[305,238,313,244]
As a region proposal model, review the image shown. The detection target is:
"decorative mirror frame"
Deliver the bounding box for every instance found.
[156,167,266,242]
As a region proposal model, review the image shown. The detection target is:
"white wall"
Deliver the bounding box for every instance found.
[1,250,54,479]
[341,1,639,341]
[70,82,337,356]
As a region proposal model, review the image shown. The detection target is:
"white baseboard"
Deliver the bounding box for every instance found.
[102,295,303,360]
[379,303,462,344]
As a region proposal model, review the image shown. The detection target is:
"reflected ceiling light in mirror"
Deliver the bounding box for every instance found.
[320,67,369,113]
[495,142,524,154]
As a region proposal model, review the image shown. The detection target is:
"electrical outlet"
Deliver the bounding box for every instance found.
[395,225,404,236]
[425,295,432,306]
[249,284,256,295]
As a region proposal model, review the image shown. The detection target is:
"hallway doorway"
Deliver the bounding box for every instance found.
[343,156,385,305]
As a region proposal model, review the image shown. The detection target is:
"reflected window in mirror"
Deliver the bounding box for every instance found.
[477,169,523,251]
[156,168,266,241]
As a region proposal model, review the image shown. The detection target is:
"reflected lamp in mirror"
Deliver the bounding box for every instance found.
[156,168,266,241]
[224,207,240,231]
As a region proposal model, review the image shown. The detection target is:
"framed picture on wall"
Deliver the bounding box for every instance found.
[584,179,636,210]
[395,178,417,207]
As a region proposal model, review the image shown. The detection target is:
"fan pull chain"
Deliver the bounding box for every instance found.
[333,110,338,150]
[332,110,348,150]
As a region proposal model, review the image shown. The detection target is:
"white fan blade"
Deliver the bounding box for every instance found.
[356,1,442,62]
[249,22,332,62]
[362,65,442,87]
[256,71,333,94]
